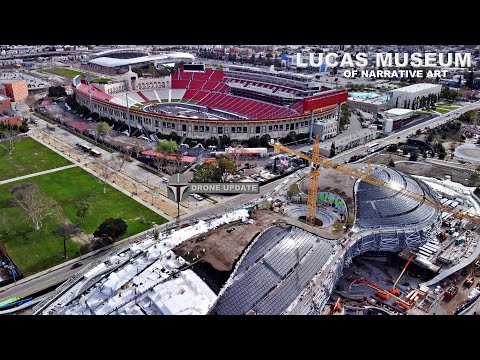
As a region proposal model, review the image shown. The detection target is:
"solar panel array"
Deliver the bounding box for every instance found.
[356,168,437,228]
[213,226,333,315]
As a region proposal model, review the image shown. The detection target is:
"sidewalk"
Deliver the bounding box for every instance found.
[29,132,174,221]
[0,164,77,185]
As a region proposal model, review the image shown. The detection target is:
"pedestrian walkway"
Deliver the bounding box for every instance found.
[29,131,174,221]
[0,164,78,185]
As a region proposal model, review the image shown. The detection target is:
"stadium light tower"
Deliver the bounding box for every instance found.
[123,79,132,135]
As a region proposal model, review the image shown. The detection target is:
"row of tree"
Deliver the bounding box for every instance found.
[395,93,440,110]
[198,49,282,67]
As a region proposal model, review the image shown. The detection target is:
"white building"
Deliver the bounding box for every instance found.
[389,83,441,110]
[383,108,416,122]
[314,118,338,141]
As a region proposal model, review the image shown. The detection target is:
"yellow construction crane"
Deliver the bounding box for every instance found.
[270,137,480,226]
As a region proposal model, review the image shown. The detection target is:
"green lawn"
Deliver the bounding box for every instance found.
[0,167,167,276]
[435,108,452,114]
[91,78,111,84]
[43,67,86,80]
[0,137,72,181]
[42,68,110,83]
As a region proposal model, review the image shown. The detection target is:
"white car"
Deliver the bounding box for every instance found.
[190,193,204,201]
[162,177,169,183]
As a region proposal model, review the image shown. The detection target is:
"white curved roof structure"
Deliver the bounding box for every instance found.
[88,52,195,68]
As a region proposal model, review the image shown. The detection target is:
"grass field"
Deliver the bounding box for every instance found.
[0,137,72,181]
[0,167,167,276]
[43,67,86,80]
[42,67,110,83]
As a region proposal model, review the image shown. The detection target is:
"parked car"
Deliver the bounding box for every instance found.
[162,177,169,183]
[190,193,204,201]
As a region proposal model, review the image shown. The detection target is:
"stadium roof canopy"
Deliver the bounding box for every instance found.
[88,52,195,68]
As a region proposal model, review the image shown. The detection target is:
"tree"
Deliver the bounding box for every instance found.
[288,183,300,196]
[97,121,112,144]
[216,154,236,182]
[110,153,128,172]
[332,221,344,232]
[345,215,355,230]
[469,172,480,184]
[387,144,398,152]
[48,86,66,97]
[409,151,419,161]
[402,148,408,155]
[76,201,91,224]
[388,159,395,167]
[131,67,143,77]
[10,183,57,230]
[220,136,232,149]
[157,139,178,155]
[416,129,422,136]
[466,70,475,89]
[246,136,260,147]
[57,222,80,258]
[192,163,221,182]
[259,134,271,147]
[439,152,447,160]
[0,128,17,155]
[95,158,111,194]
[330,142,336,158]
[93,218,127,241]
[155,140,179,174]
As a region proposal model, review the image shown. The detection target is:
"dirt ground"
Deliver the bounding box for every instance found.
[173,210,288,272]
[395,162,479,187]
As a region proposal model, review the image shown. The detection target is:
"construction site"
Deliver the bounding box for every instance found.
[30,135,480,315]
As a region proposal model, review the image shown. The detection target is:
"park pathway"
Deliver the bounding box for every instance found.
[0,164,78,185]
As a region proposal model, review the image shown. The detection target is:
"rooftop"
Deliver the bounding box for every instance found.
[385,108,415,116]
[392,83,440,94]
[89,52,195,68]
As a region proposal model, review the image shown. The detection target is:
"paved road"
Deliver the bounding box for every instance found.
[0,164,78,185]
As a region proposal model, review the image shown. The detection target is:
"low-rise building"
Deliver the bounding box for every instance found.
[3,80,28,101]
[389,83,441,110]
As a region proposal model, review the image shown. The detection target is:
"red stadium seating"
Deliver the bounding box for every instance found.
[171,79,190,89]
[189,80,205,90]
[182,89,198,100]
[202,81,219,91]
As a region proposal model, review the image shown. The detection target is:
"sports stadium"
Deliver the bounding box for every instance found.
[74,63,348,141]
